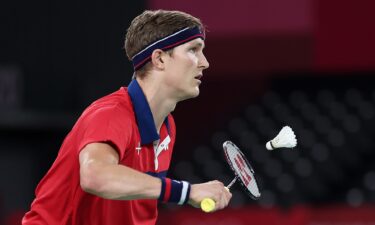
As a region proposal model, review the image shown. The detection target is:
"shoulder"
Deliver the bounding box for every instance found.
[76,88,136,127]
[85,88,133,117]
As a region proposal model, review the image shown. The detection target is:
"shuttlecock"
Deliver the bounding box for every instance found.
[266,126,297,150]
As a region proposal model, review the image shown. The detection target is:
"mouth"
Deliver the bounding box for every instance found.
[194,74,203,80]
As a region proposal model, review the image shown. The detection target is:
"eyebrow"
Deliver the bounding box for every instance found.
[191,41,205,49]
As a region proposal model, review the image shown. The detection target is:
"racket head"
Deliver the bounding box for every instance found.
[223,141,261,200]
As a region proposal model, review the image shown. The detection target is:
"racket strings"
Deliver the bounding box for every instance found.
[225,143,261,198]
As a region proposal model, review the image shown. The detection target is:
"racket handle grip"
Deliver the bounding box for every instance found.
[200,198,215,212]
[200,187,229,213]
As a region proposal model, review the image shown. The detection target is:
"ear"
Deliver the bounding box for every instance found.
[150,49,167,70]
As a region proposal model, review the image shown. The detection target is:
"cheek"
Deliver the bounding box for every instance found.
[168,53,197,75]
[187,53,199,66]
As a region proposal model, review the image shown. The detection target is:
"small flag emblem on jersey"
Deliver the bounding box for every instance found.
[136,142,142,155]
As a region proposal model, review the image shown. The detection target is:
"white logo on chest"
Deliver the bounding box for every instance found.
[153,135,171,170]
[136,142,142,155]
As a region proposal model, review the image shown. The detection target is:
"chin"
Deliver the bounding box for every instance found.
[179,89,200,102]
[191,87,200,98]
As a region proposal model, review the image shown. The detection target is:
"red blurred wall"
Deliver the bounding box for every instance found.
[314,0,375,71]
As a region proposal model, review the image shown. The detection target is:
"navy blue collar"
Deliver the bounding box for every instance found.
[128,79,170,145]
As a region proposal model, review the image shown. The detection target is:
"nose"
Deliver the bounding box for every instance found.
[199,53,210,69]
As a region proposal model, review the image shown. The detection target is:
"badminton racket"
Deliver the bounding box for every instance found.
[200,141,261,212]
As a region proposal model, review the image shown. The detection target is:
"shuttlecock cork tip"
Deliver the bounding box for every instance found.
[266,141,274,150]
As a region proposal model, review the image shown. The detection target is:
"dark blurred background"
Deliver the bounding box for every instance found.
[1,0,375,224]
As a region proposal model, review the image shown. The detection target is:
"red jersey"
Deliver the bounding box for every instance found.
[23,80,176,225]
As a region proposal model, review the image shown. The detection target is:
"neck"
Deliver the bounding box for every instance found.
[136,78,177,132]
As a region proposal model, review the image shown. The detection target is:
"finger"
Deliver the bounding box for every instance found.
[224,192,232,207]
[217,189,227,210]
[224,188,232,200]
[221,188,231,209]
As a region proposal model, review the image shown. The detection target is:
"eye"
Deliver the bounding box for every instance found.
[189,47,198,53]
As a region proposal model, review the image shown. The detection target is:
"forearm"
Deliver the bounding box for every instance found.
[80,161,161,200]
[79,142,189,203]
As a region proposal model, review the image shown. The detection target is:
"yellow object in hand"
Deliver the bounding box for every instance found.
[200,198,215,213]
[200,187,229,213]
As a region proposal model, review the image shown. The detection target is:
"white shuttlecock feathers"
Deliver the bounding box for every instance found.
[266,126,297,150]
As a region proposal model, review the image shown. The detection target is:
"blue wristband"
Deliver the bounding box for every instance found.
[158,177,191,205]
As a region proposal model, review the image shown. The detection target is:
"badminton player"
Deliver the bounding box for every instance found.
[22,9,232,225]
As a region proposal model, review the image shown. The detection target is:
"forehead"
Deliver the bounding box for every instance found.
[180,38,206,48]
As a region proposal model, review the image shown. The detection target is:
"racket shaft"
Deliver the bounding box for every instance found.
[227,177,237,189]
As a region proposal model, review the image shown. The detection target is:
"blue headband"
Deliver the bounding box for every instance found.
[131,26,205,71]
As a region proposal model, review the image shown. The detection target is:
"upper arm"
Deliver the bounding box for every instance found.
[79,142,119,168]
[79,142,120,191]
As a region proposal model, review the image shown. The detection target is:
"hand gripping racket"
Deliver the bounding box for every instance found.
[200,141,261,212]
